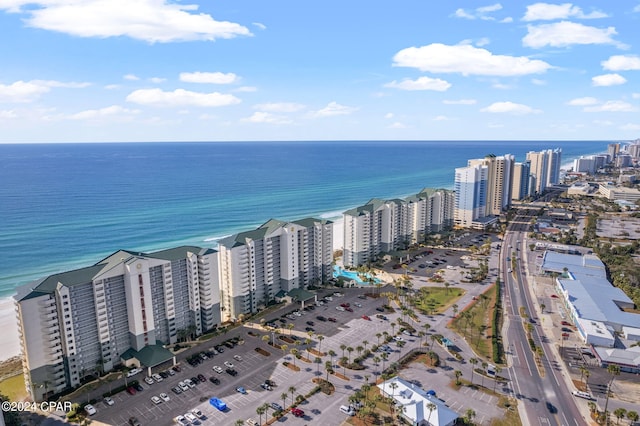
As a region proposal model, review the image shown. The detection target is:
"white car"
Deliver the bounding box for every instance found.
[324,296,333,301]
[293,311,302,316]
[233,355,243,361]
[151,395,162,405]
[316,301,325,306]
[178,381,189,391]
[185,379,195,388]
[572,390,595,400]
[354,302,362,308]
[84,404,97,416]
[191,409,205,419]
[184,412,198,423]
[159,393,170,402]
[213,365,223,374]
[103,396,114,406]
[152,373,163,382]
[144,376,155,385]
[224,361,235,369]
[336,306,345,311]
[333,292,343,297]
[167,369,175,376]
[174,416,189,426]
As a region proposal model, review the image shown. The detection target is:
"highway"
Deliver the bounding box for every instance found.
[501,206,587,426]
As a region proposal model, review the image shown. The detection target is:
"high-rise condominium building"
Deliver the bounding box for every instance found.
[343,190,454,267]
[217,218,333,321]
[453,164,487,228]
[468,154,514,215]
[511,161,531,201]
[526,148,562,194]
[608,143,620,162]
[15,246,220,401]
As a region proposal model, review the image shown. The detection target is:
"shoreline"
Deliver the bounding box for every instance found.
[0,297,20,362]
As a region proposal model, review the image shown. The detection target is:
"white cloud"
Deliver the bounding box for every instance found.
[388,122,407,129]
[149,77,166,84]
[393,43,551,76]
[68,105,140,120]
[531,78,547,85]
[476,37,490,47]
[621,123,640,130]
[454,3,503,20]
[253,102,305,113]
[492,82,512,90]
[433,115,452,121]
[252,22,266,30]
[179,72,238,84]
[0,79,88,103]
[236,86,257,92]
[593,120,613,126]
[384,112,394,119]
[601,55,640,71]
[501,17,513,23]
[567,97,598,106]
[635,5,640,13]
[584,101,637,112]
[481,101,541,114]
[443,99,477,105]
[124,74,140,81]
[0,110,17,119]
[522,3,607,21]
[126,88,241,107]
[592,73,627,87]
[243,111,292,124]
[633,93,640,99]
[2,0,251,43]
[384,76,452,91]
[523,21,624,48]
[104,84,120,90]
[311,102,358,117]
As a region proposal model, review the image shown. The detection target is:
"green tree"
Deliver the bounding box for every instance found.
[469,358,478,385]
[603,364,620,418]
[256,404,266,425]
[627,411,639,423]
[614,408,626,424]
[454,370,462,386]
[288,386,296,407]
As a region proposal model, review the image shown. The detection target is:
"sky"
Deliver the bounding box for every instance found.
[1,1,640,143]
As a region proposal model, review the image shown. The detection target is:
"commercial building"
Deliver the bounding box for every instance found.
[540,251,640,371]
[377,377,459,426]
[218,218,333,321]
[15,246,220,401]
[343,189,454,267]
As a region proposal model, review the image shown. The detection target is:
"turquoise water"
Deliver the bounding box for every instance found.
[333,265,381,284]
[0,140,610,298]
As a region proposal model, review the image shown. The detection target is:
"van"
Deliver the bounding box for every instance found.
[340,405,355,416]
[572,390,594,400]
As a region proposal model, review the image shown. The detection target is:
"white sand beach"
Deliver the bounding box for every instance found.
[0,297,20,361]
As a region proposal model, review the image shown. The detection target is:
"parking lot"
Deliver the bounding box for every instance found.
[88,287,403,426]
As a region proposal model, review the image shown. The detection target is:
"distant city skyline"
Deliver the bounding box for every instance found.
[0,1,640,142]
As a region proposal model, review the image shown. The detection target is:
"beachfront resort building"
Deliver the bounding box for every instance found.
[468,154,515,215]
[343,189,454,267]
[526,148,562,194]
[511,161,531,201]
[453,162,488,228]
[378,377,459,426]
[217,218,333,321]
[15,246,220,401]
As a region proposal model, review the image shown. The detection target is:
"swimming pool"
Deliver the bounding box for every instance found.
[333,265,381,284]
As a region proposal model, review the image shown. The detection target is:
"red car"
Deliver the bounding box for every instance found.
[291,407,304,417]
[328,317,337,322]
[561,321,571,326]
[345,307,353,312]
[340,303,350,308]
[126,386,136,395]
[362,315,371,321]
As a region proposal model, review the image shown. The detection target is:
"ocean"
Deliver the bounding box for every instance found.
[0,140,609,299]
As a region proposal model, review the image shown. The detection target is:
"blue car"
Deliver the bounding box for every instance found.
[209,397,227,411]
[236,387,247,395]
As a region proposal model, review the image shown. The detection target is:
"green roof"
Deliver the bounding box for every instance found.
[121,344,174,367]
[287,288,315,301]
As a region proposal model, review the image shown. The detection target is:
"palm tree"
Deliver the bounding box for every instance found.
[465,408,476,424]
[314,357,322,375]
[288,386,296,407]
[540,303,546,314]
[317,335,325,354]
[454,370,462,385]
[375,332,382,346]
[614,408,627,424]
[469,358,478,385]
[481,361,488,388]
[305,338,312,358]
[325,361,333,381]
[234,420,244,426]
[452,304,458,318]
[426,402,436,425]
[493,366,502,393]
[340,344,347,358]
[346,346,354,363]
[627,411,639,423]
[603,364,621,419]
[290,348,299,367]
[388,382,398,412]
[262,403,271,420]
[261,335,270,346]
[340,356,348,376]
[256,404,266,425]
[287,323,294,335]
[362,339,369,353]
[328,349,337,367]
[381,352,389,373]
[390,322,397,335]
[280,392,288,410]
[356,345,364,359]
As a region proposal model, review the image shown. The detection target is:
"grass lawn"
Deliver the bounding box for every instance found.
[0,374,27,402]
[449,283,498,360]
[414,286,465,315]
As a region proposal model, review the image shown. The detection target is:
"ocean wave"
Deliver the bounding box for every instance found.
[204,234,232,243]
[319,210,346,220]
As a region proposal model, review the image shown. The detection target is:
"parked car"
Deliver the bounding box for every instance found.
[144,376,154,385]
[271,402,283,412]
[184,413,198,424]
[291,407,305,417]
[209,376,220,385]
[345,307,353,312]
[233,354,243,361]
[376,307,385,312]
[226,368,238,376]
[191,409,205,419]
[316,315,327,321]
[265,379,276,387]
[151,396,162,405]
[152,373,163,382]
[306,320,315,326]
[178,381,189,391]
[236,386,247,394]
[133,383,144,392]
[361,315,371,321]
[159,393,170,402]
[171,386,182,394]
[84,404,97,416]
[172,365,181,372]
[103,396,114,406]
[197,374,206,382]
[224,361,235,369]
[129,417,141,426]
[213,365,223,374]
[126,386,137,395]
[261,382,272,391]
[328,317,337,322]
